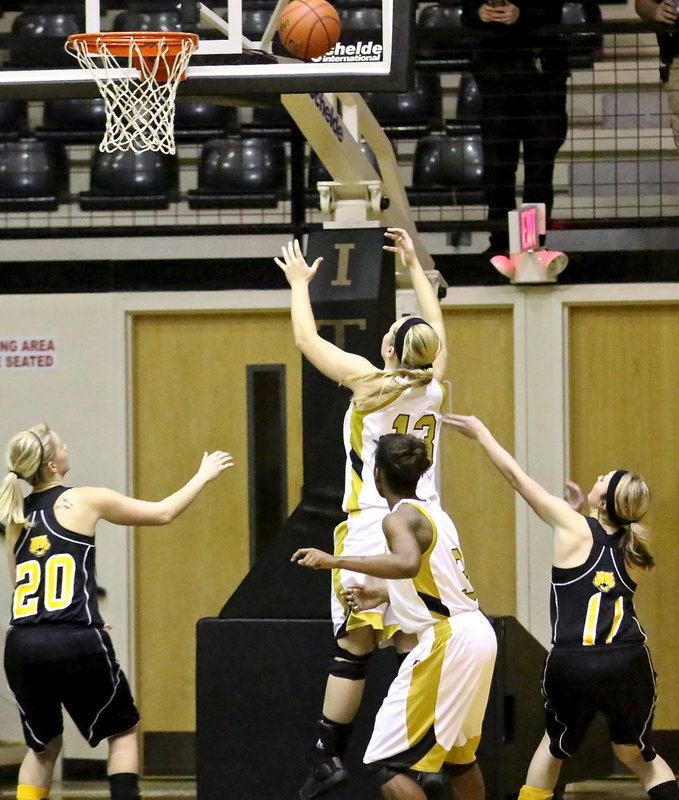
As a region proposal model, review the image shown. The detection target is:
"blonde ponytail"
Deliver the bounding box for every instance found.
[0,423,53,527]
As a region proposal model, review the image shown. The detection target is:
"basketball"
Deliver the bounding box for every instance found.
[278,0,341,60]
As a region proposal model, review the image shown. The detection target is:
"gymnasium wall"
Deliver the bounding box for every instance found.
[1,278,678,766]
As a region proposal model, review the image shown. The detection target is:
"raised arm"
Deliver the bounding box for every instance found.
[443,414,586,535]
[384,228,448,381]
[275,239,375,385]
[71,450,233,529]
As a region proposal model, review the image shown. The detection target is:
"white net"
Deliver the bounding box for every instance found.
[66,33,198,155]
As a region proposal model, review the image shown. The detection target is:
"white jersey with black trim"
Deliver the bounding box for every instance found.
[386,499,479,636]
[342,378,445,513]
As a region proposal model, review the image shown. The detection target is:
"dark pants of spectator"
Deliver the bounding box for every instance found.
[474,67,569,252]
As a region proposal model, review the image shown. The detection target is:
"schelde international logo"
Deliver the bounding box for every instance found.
[310,93,344,142]
[313,40,384,63]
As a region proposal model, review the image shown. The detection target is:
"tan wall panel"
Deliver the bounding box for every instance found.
[569,304,679,728]
[132,311,302,732]
[440,306,516,617]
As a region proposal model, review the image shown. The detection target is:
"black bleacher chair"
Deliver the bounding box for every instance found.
[558,0,604,69]
[242,102,296,138]
[0,140,69,211]
[445,71,483,136]
[363,70,442,139]
[187,135,288,209]
[407,130,484,206]
[0,101,29,141]
[173,101,239,143]
[79,149,179,210]
[415,2,477,70]
[36,98,106,144]
[112,5,183,31]
[8,6,84,68]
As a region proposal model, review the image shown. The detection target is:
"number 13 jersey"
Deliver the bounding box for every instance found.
[342,378,445,513]
[11,486,104,628]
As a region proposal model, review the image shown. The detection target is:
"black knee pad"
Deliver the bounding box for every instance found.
[328,642,373,680]
[368,763,404,787]
[443,761,476,778]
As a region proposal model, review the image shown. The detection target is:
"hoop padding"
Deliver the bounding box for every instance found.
[66,32,199,154]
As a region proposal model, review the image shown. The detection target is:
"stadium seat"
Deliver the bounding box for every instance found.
[243,102,296,138]
[79,149,179,210]
[363,71,442,139]
[173,101,239,142]
[0,140,69,211]
[113,6,183,32]
[8,7,84,68]
[338,6,382,43]
[0,101,29,141]
[558,1,604,69]
[36,98,106,144]
[445,72,483,136]
[187,136,288,209]
[415,2,476,69]
[407,131,484,206]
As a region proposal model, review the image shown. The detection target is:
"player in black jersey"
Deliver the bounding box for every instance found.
[0,423,233,800]
[443,414,679,800]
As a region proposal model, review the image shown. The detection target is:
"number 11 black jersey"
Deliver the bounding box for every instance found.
[550,517,646,648]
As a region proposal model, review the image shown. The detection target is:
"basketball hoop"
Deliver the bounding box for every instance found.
[66,31,199,154]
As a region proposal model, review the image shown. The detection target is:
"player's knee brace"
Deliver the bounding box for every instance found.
[328,642,373,680]
[368,764,404,787]
[443,761,476,778]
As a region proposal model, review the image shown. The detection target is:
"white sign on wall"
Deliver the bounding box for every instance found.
[0,338,57,369]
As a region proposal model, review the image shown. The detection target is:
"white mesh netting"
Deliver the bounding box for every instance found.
[66,33,198,154]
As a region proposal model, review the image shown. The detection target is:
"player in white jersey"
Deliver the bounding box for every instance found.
[293,433,497,800]
[276,229,448,799]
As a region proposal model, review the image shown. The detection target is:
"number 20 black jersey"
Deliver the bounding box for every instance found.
[11,486,104,628]
[550,517,646,648]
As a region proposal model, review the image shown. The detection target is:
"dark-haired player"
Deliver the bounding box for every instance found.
[444,413,679,800]
[293,433,497,800]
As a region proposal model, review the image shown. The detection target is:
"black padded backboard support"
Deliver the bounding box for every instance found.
[195,616,614,800]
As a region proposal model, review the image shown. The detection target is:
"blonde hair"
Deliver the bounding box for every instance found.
[0,423,54,527]
[601,471,654,570]
[352,321,441,410]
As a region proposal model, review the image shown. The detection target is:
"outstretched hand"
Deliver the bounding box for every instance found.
[383,227,416,268]
[291,547,336,570]
[564,480,585,513]
[441,413,488,440]
[197,451,234,482]
[274,239,322,286]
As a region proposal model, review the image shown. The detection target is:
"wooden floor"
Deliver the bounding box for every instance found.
[0,778,648,800]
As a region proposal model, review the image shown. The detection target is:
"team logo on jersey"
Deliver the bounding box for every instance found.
[28,535,51,557]
[593,571,615,592]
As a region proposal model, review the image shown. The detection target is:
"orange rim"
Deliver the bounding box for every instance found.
[66,31,199,58]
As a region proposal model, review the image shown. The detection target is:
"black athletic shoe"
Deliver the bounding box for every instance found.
[298,756,349,800]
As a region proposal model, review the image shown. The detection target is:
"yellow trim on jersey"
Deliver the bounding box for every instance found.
[444,735,481,766]
[346,391,406,512]
[406,619,452,770]
[605,596,624,644]
[583,593,601,646]
[402,502,441,604]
